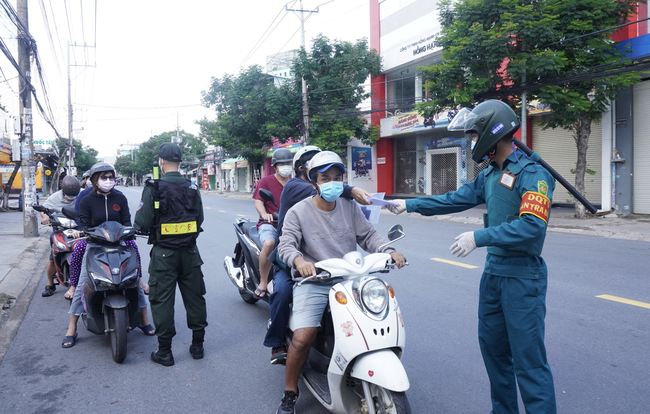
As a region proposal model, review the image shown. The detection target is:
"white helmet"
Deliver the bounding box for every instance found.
[307,151,346,182]
[292,145,321,170]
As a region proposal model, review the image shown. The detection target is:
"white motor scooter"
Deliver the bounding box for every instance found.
[286,225,411,414]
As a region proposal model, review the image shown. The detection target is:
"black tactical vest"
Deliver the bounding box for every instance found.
[152,179,200,248]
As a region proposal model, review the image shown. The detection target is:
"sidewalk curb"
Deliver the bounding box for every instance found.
[0,235,49,363]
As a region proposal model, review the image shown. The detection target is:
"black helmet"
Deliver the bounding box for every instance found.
[89,162,116,181]
[448,100,520,163]
[271,148,293,166]
[61,175,80,197]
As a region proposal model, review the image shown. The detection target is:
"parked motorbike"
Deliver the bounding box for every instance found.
[33,204,81,288]
[288,224,411,414]
[224,188,277,304]
[61,206,141,363]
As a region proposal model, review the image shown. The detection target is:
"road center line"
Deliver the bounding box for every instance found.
[596,294,650,310]
[218,210,227,213]
[236,214,246,217]
[431,258,479,269]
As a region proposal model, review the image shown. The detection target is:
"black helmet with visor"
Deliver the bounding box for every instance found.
[448,100,520,163]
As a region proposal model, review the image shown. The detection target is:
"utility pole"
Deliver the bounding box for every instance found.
[66,43,95,178]
[17,0,38,237]
[67,42,74,176]
[287,0,327,145]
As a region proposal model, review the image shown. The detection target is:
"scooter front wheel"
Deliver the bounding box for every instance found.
[362,382,411,414]
[108,308,128,363]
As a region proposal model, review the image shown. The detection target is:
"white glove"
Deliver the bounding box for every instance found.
[450,231,477,257]
[386,199,407,215]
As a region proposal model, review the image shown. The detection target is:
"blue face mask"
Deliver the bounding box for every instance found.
[318,181,344,202]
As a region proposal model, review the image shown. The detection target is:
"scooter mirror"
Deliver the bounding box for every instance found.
[387,224,404,241]
[259,188,277,207]
[62,205,78,220]
[32,204,46,213]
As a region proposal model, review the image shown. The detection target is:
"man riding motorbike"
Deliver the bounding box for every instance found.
[275,150,406,414]
[40,175,80,297]
[253,148,293,298]
[263,145,372,365]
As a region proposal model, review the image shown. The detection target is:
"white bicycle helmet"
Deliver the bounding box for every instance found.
[307,151,346,182]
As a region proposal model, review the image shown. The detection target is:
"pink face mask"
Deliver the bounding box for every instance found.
[98,177,115,192]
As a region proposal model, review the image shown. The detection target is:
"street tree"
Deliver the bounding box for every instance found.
[129,131,206,177]
[418,0,644,217]
[293,35,382,151]
[200,65,300,164]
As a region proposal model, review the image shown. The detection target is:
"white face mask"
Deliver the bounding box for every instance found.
[277,165,292,178]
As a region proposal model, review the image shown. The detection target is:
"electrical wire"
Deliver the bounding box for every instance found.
[239,1,296,68]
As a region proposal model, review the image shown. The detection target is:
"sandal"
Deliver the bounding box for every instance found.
[254,288,268,298]
[137,324,156,336]
[62,332,78,348]
[42,285,56,297]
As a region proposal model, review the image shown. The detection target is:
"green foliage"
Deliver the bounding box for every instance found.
[200,65,300,163]
[418,0,644,117]
[293,35,382,150]
[417,0,645,216]
[55,139,99,173]
[113,131,206,177]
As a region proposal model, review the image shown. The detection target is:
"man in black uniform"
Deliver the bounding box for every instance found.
[134,142,207,366]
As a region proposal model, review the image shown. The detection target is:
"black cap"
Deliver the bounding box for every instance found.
[158,142,182,162]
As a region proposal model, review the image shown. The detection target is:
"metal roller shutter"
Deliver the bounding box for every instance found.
[633,80,650,214]
[532,118,602,205]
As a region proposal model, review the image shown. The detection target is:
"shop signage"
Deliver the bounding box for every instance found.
[377,157,386,165]
[236,159,249,168]
[391,110,449,135]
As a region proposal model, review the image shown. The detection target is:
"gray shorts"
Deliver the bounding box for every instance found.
[291,280,336,330]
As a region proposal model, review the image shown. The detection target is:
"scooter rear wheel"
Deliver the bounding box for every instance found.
[362,382,411,414]
[108,308,128,363]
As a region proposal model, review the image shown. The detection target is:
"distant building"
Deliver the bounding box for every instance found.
[266,50,297,86]
[117,143,139,158]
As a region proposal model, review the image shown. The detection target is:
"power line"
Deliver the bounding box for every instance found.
[73,103,202,110]
[239,1,295,68]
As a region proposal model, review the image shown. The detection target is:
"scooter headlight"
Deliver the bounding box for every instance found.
[361,279,388,314]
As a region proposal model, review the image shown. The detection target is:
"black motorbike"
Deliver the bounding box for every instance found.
[33,204,81,289]
[61,206,141,363]
[224,189,276,304]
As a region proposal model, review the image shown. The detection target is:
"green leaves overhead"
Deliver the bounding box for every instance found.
[293,35,382,151]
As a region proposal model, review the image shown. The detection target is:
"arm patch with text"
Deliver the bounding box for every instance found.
[519,191,551,223]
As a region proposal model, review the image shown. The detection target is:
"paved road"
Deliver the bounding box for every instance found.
[0,187,648,413]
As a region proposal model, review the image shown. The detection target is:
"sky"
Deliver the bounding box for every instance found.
[0,0,372,159]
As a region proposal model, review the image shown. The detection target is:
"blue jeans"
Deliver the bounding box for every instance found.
[263,265,293,348]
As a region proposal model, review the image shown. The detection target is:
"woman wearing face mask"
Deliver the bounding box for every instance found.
[62,162,154,348]
[252,148,293,298]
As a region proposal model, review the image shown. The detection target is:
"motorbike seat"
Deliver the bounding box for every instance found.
[242,221,263,250]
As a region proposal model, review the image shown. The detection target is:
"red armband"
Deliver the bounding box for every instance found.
[519,191,551,223]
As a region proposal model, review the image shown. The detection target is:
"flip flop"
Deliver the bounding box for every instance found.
[62,332,78,348]
[137,324,156,336]
[254,288,268,298]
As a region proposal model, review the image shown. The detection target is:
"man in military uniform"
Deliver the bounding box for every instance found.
[134,142,207,366]
[388,100,557,414]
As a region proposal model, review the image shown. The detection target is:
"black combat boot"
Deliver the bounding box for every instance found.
[189,329,205,359]
[151,338,174,366]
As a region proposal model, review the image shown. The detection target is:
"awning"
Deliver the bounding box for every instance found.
[222,157,244,170]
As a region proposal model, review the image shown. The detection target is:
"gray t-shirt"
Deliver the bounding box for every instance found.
[278,196,395,273]
[43,190,75,213]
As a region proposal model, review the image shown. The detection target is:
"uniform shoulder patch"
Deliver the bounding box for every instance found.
[137,200,143,211]
[537,180,548,196]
